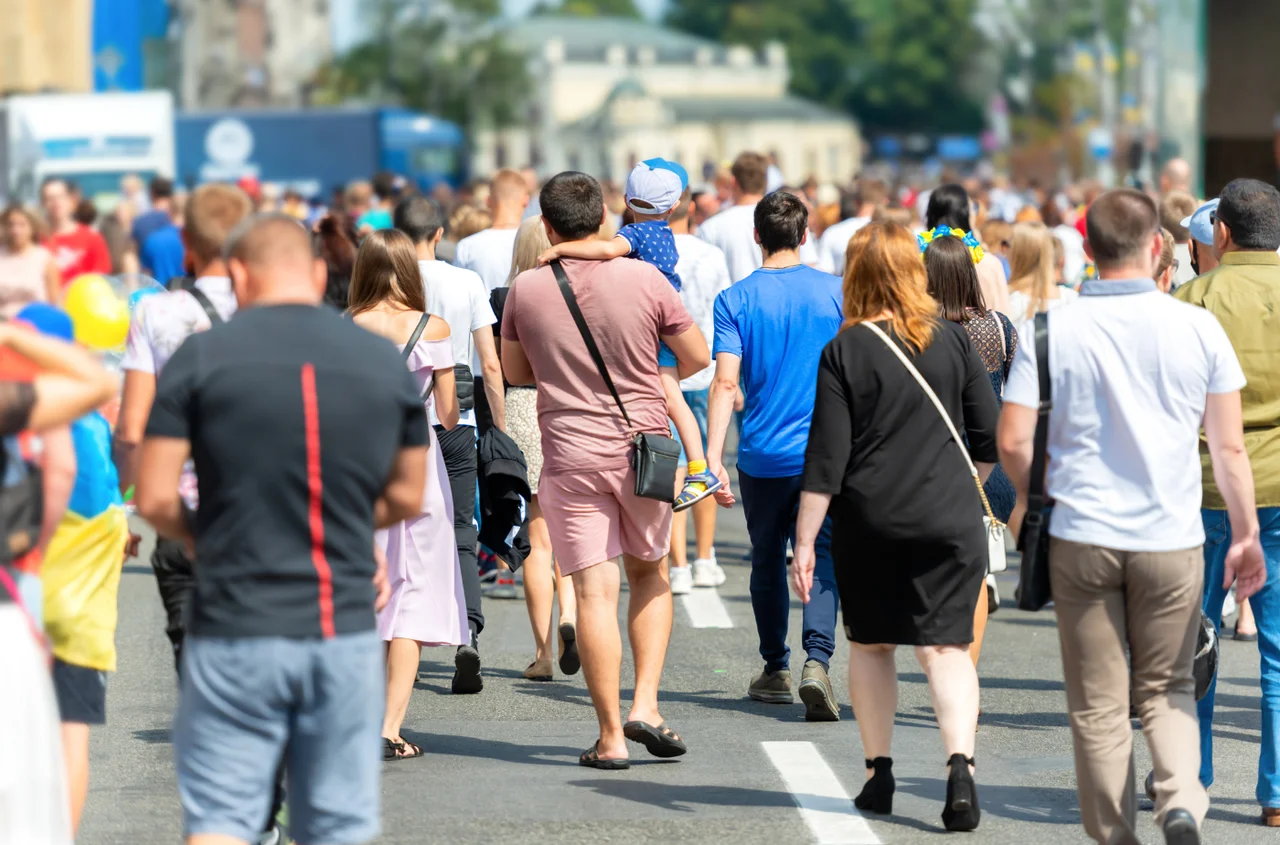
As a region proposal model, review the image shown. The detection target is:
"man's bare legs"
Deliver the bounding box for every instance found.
[623,554,673,727]
[571,561,627,760]
[571,553,674,759]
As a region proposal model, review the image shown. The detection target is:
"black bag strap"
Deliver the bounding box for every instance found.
[402,313,431,362]
[549,260,632,429]
[1027,311,1052,512]
[186,284,224,327]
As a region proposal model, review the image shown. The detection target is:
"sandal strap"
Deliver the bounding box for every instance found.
[946,753,975,767]
[864,756,893,769]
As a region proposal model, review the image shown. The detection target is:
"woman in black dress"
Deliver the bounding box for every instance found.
[793,223,1000,832]
[924,234,1018,660]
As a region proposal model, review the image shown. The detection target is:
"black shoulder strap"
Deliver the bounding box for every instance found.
[186,284,224,327]
[550,260,632,428]
[402,313,431,362]
[1027,311,1052,510]
[999,311,1015,382]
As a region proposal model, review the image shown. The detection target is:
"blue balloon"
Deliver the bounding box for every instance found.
[128,287,162,312]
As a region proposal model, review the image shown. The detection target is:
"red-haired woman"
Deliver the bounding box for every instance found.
[793,222,1000,832]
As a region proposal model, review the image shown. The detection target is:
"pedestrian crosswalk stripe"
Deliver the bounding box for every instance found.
[680,588,734,628]
[762,741,883,845]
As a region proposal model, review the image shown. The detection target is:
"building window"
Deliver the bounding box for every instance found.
[568,151,581,171]
[805,148,818,178]
[628,151,638,170]
[495,141,508,169]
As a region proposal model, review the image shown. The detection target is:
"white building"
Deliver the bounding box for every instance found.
[174,0,332,109]
[474,16,861,185]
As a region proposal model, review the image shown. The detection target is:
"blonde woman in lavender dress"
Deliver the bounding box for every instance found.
[349,229,468,760]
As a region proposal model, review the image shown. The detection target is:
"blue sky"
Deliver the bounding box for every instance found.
[331,0,668,51]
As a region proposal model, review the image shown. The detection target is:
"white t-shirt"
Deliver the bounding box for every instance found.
[1003,279,1246,552]
[818,216,870,276]
[799,234,830,273]
[673,234,732,392]
[421,259,496,428]
[1052,224,1087,287]
[121,276,238,510]
[1006,286,1080,335]
[454,227,520,292]
[1173,242,1196,289]
[697,203,762,283]
[121,276,237,376]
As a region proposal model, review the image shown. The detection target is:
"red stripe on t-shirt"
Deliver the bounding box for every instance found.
[301,363,335,638]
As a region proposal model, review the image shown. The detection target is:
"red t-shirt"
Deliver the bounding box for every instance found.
[45,225,112,285]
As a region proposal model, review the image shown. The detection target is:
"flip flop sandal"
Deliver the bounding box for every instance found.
[622,720,687,758]
[579,741,630,770]
[382,737,424,761]
[558,622,581,676]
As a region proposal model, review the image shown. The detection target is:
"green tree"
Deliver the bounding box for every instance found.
[314,0,529,131]
[665,0,987,134]
[533,0,643,17]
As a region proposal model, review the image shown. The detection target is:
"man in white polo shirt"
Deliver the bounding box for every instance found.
[697,152,769,283]
[396,195,506,695]
[998,188,1265,845]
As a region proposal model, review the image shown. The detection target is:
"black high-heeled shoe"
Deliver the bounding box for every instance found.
[854,757,894,815]
[942,753,980,832]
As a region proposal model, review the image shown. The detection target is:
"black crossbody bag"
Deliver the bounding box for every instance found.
[550,260,680,504]
[1016,311,1054,611]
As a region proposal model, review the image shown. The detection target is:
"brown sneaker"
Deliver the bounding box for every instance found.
[798,659,840,722]
[748,669,793,704]
[1263,807,1280,827]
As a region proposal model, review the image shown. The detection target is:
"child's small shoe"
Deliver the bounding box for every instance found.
[674,470,722,512]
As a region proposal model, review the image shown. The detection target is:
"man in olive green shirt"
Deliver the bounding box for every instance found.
[1174,177,1280,821]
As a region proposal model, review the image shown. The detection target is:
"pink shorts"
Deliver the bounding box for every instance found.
[537,465,673,575]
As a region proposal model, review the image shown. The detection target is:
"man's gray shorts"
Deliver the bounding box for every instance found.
[175,631,383,845]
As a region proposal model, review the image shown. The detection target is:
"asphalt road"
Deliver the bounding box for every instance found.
[81,496,1271,845]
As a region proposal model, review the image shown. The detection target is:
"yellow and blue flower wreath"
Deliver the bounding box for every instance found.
[917,226,985,265]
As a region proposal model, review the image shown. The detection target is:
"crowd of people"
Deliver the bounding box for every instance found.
[1,143,1278,845]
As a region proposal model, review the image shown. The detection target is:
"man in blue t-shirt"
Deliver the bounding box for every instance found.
[706,190,843,722]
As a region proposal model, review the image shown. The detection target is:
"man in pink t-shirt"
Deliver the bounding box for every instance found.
[501,171,709,770]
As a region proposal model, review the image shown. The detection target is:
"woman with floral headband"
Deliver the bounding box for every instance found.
[924,185,1010,317]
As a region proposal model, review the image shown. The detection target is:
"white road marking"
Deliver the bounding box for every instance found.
[680,587,734,628]
[762,741,884,845]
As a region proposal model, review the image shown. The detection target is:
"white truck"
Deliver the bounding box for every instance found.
[0,90,175,207]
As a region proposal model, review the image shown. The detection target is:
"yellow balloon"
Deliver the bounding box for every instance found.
[65,274,130,350]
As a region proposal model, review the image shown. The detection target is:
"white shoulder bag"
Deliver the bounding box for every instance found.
[862,322,1009,574]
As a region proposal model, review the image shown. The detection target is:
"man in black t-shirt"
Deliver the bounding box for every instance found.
[136,214,428,845]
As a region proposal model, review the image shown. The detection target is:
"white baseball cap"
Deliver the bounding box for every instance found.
[625,158,689,215]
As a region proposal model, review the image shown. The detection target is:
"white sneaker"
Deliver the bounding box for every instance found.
[692,558,726,588]
[670,565,693,595]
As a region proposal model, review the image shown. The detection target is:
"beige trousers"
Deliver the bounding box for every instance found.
[1049,537,1209,845]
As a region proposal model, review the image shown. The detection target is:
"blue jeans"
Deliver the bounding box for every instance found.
[682,389,709,446]
[176,631,383,844]
[1199,507,1280,805]
[738,469,838,673]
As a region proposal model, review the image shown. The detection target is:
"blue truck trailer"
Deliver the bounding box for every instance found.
[175,107,466,199]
